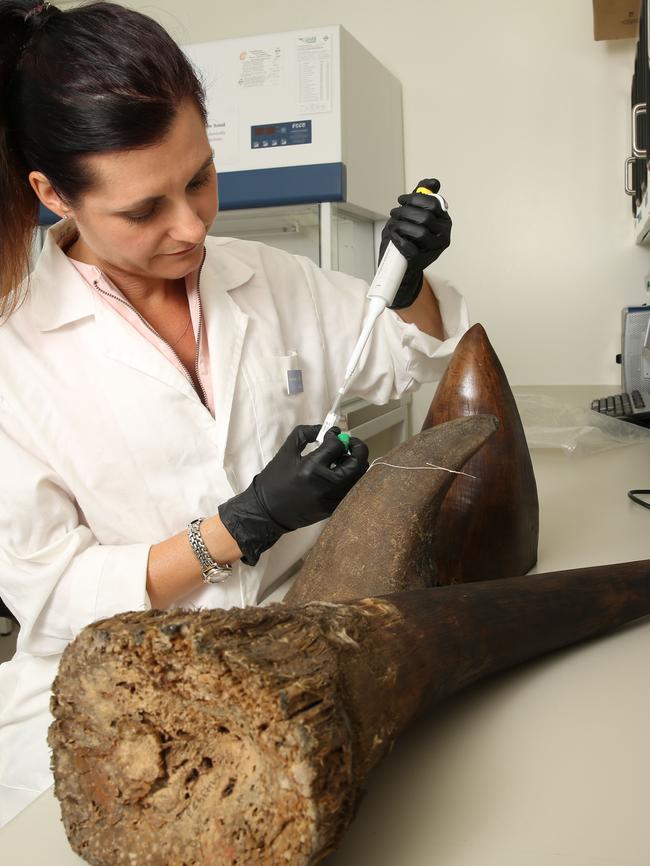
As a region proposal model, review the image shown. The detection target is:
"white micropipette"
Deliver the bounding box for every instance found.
[316,186,448,444]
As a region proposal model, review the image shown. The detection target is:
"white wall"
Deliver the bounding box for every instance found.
[128,0,649,426]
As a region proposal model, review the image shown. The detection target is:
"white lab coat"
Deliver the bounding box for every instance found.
[0,218,469,826]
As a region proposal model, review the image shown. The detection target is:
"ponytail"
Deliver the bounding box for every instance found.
[0,0,207,318]
[0,1,43,317]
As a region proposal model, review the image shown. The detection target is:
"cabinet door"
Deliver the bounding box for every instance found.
[209,204,321,264]
[326,203,377,283]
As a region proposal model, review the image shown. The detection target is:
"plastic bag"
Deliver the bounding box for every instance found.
[514,391,650,457]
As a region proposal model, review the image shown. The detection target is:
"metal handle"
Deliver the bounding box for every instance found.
[625,156,636,196]
[632,103,647,158]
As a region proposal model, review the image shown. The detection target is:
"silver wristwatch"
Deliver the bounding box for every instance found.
[187,518,233,584]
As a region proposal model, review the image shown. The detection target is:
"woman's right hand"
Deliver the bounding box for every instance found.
[218,425,369,566]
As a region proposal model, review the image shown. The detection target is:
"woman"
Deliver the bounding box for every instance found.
[0,0,466,826]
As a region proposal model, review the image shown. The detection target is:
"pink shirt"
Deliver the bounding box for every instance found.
[68,257,215,416]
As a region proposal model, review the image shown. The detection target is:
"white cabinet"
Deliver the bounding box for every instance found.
[209,201,378,279]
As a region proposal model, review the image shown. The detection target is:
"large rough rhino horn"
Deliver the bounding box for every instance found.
[49,561,650,866]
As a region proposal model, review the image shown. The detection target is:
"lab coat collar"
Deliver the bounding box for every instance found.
[30,224,256,331]
[30,220,96,332]
[203,235,255,294]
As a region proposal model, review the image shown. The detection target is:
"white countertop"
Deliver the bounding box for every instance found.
[3,386,650,865]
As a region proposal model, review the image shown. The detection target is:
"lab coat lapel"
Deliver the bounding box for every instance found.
[95,300,199,402]
[33,220,199,402]
[200,244,252,463]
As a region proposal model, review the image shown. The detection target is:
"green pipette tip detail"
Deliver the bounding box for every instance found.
[337,432,351,451]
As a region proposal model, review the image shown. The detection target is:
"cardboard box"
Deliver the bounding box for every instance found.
[593,0,641,40]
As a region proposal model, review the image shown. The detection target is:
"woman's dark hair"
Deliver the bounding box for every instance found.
[0,0,207,315]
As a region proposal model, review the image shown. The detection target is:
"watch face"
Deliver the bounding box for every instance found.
[204,565,231,584]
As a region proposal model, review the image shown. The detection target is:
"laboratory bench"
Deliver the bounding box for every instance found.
[2,386,650,866]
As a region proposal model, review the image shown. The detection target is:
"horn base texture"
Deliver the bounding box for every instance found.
[49,601,407,866]
[50,560,650,866]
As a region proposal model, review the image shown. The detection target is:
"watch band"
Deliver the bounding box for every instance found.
[187,518,233,585]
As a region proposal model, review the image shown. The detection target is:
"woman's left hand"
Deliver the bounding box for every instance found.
[380,177,452,310]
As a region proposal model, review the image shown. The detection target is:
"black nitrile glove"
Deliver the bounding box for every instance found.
[379,178,452,310]
[218,425,369,566]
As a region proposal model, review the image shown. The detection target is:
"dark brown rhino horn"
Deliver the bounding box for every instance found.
[49,560,650,866]
[422,322,539,584]
[285,414,499,604]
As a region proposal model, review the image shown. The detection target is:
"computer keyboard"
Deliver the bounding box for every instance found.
[591,389,650,422]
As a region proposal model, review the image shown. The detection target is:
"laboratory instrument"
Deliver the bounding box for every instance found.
[182,25,403,216]
[316,187,448,443]
[626,0,650,244]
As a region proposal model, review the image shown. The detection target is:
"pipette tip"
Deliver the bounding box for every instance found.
[316,411,339,444]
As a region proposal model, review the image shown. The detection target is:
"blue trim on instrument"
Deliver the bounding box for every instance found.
[218,163,346,210]
[37,163,347,223]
